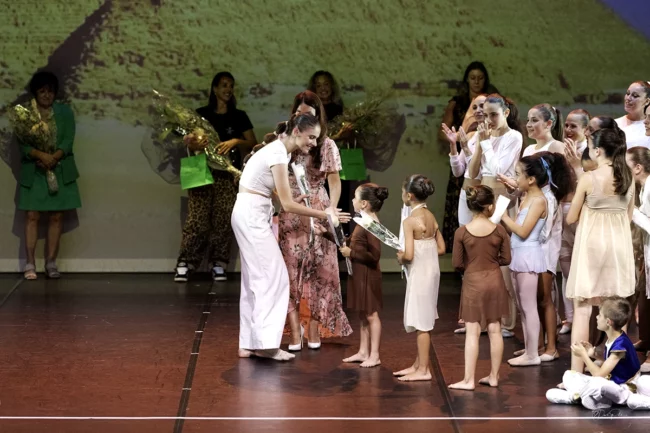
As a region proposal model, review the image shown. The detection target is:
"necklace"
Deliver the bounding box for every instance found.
[411,203,427,211]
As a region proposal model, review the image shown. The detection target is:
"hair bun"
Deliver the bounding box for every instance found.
[465,186,478,202]
[422,179,435,198]
[375,187,389,201]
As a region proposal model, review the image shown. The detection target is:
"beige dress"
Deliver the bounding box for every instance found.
[566,168,635,304]
[404,221,440,333]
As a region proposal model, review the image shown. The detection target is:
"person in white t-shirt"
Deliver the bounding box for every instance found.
[232,113,349,361]
[616,81,650,149]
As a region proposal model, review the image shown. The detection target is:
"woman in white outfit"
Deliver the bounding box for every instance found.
[616,81,650,149]
[230,113,349,361]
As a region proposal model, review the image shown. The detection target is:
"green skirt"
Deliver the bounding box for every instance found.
[18,165,81,212]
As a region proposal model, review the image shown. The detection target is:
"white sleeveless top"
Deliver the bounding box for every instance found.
[239,139,290,196]
[616,116,650,149]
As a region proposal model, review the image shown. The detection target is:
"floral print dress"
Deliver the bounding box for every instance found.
[278,137,352,337]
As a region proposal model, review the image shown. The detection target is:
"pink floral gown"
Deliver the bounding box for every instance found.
[279,137,352,337]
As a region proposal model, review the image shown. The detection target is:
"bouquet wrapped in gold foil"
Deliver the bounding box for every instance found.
[149,90,241,179]
[329,94,406,172]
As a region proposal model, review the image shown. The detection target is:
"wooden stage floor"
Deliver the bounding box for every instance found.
[0,273,648,432]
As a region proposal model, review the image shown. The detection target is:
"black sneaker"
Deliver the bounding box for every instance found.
[212,265,227,282]
[174,262,192,282]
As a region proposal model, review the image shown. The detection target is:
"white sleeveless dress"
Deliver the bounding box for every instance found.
[404,219,440,333]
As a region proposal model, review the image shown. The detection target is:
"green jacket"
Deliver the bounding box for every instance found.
[19,102,79,188]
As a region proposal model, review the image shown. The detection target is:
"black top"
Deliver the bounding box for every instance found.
[196,106,254,169]
[324,102,344,123]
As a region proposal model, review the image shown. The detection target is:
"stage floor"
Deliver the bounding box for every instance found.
[0,273,648,433]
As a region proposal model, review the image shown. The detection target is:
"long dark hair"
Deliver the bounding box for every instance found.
[460,61,492,95]
[522,151,575,202]
[307,70,343,107]
[207,71,236,110]
[591,128,632,196]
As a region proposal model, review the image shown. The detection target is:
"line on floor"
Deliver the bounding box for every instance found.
[173,282,217,433]
[1,416,649,421]
[0,278,23,309]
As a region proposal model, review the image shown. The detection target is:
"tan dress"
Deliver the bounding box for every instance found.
[566,168,635,304]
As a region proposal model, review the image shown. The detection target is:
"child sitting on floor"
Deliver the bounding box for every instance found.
[546,297,650,410]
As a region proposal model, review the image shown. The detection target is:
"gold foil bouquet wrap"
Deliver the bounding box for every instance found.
[150,90,241,179]
[329,94,406,172]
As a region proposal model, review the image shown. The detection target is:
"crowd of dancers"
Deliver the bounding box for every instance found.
[206,75,650,407]
[14,66,650,410]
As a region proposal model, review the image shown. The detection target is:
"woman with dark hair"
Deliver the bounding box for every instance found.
[307,71,344,122]
[566,125,635,373]
[616,81,650,148]
[16,71,81,280]
[272,91,352,350]
[232,113,349,361]
[196,71,258,169]
[439,61,499,253]
[174,72,257,282]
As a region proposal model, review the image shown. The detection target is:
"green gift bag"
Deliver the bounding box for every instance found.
[339,145,367,181]
[180,152,214,190]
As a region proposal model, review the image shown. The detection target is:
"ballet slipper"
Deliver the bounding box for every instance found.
[507,354,541,367]
[540,350,560,362]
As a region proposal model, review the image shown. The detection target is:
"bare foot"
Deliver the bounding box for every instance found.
[398,369,432,382]
[360,356,381,368]
[254,349,295,361]
[343,352,368,363]
[478,375,498,387]
[238,348,254,358]
[507,354,541,366]
[448,380,475,390]
[393,365,417,376]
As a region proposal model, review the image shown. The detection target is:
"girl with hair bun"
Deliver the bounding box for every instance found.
[449,185,511,390]
[395,175,445,381]
[565,126,635,373]
[340,183,388,368]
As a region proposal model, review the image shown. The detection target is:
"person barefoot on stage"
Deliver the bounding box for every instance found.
[394,175,445,381]
[227,112,349,361]
[449,185,511,390]
[340,183,388,368]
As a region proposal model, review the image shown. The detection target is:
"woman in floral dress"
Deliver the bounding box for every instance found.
[276,91,352,350]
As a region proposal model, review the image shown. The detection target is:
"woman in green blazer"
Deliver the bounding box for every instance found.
[17,72,81,280]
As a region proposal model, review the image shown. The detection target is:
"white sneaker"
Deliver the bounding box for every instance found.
[628,393,650,410]
[559,323,572,335]
[502,329,514,338]
[174,262,191,282]
[546,388,578,405]
[212,265,227,282]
